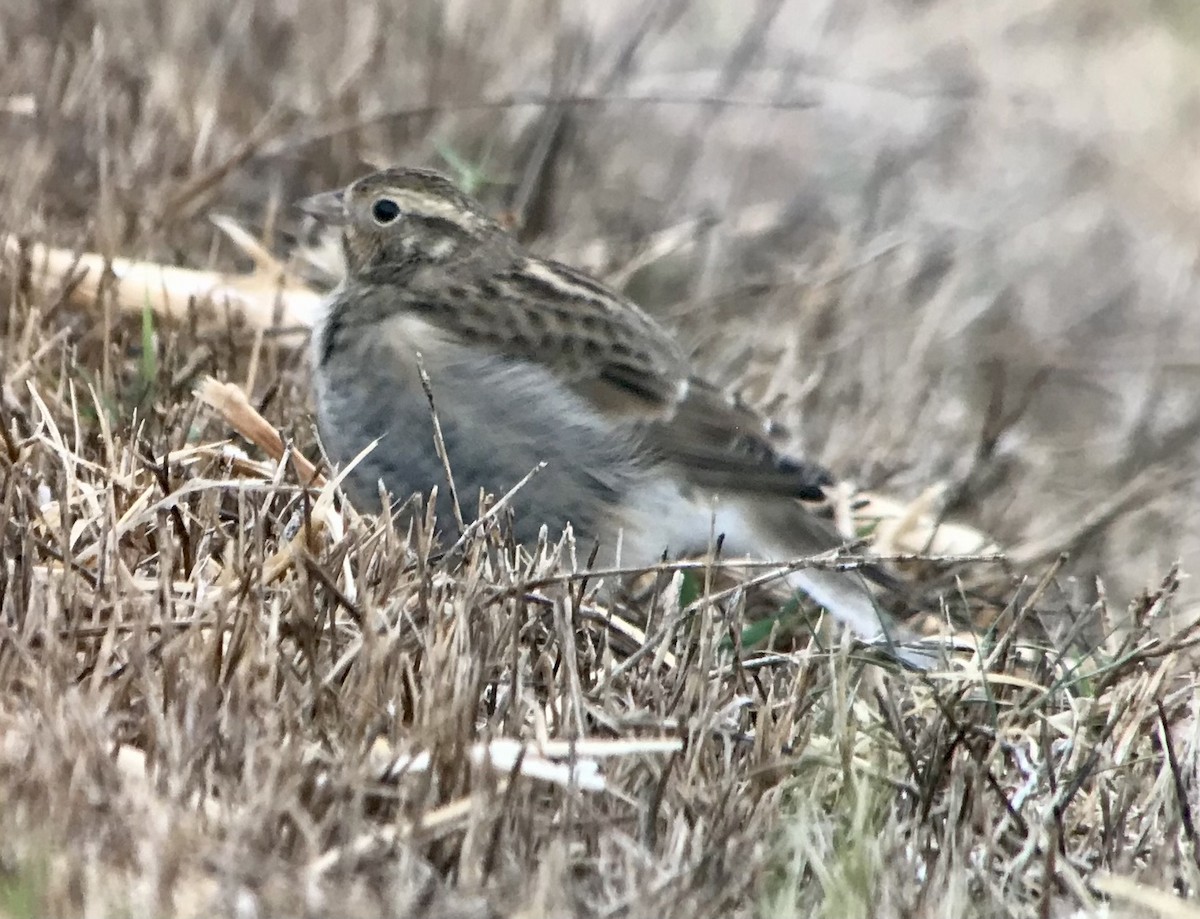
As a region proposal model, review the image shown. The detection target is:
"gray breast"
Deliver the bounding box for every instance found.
[312,310,651,547]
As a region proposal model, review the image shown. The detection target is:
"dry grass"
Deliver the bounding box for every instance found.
[3,1,1200,916]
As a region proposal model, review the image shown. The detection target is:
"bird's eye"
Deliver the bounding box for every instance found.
[371,197,401,225]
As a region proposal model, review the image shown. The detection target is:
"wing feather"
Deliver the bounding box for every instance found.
[396,251,837,501]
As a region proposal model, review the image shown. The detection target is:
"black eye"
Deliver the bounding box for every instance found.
[371,197,401,225]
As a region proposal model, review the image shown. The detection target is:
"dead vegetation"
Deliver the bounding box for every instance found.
[3,1,1200,916]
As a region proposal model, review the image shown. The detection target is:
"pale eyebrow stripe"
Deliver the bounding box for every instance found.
[391,189,483,232]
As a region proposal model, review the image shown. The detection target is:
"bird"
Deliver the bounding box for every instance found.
[298,166,933,668]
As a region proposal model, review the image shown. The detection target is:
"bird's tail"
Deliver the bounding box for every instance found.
[726,497,938,669]
[783,565,938,670]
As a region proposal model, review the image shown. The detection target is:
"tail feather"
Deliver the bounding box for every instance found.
[720,497,937,669]
[621,488,940,669]
[785,566,937,670]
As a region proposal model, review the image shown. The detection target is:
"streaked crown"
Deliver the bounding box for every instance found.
[312,167,507,277]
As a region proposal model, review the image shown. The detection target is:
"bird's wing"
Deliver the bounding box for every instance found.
[399,253,692,412]
[632,376,836,501]
[401,252,837,501]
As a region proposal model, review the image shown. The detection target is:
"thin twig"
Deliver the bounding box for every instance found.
[414,352,465,536]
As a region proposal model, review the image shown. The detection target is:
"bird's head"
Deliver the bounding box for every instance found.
[298,167,506,278]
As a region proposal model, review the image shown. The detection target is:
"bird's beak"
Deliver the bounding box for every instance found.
[296,189,346,225]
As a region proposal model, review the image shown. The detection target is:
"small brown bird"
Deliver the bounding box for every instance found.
[300,167,932,667]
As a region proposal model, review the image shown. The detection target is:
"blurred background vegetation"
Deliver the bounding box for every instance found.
[4,3,1200,916]
[7,0,1200,627]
